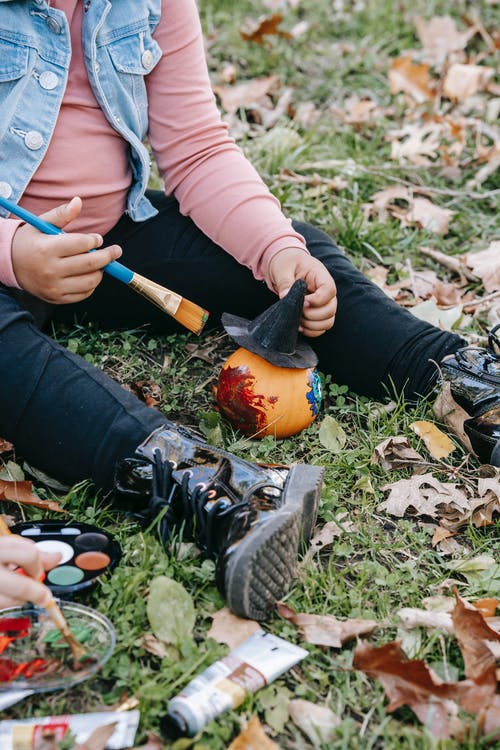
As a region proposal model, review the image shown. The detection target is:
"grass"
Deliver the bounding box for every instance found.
[3,0,500,747]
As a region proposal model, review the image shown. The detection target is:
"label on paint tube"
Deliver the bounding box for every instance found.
[166,630,308,736]
[0,710,140,750]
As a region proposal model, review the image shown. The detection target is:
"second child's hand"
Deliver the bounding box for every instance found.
[267,247,337,337]
[11,197,122,304]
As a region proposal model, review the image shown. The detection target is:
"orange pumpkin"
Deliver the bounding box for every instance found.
[215,347,322,438]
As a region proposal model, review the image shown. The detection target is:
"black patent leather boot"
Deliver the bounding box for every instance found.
[115,423,324,620]
[440,325,500,465]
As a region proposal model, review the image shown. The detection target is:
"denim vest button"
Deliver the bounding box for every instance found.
[39,71,59,90]
[0,182,12,199]
[141,50,154,69]
[46,16,62,34]
[25,131,44,150]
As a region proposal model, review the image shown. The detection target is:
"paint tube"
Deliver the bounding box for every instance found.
[0,709,140,750]
[162,629,308,737]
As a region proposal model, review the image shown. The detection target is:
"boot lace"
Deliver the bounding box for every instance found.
[488,324,500,359]
[148,449,250,558]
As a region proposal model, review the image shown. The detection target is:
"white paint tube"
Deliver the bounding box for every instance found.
[162,630,308,737]
[0,710,140,750]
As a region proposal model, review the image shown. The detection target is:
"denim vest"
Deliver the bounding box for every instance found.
[0,0,162,221]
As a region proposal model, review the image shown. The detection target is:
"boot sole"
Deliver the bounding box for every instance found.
[224,464,324,620]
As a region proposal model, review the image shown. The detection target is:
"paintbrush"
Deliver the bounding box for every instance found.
[0,517,87,663]
[0,195,209,335]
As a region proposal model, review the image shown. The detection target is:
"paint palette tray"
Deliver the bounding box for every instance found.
[10,521,122,597]
[0,601,115,692]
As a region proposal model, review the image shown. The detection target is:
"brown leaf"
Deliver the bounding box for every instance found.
[451,589,500,683]
[228,715,281,749]
[431,525,455,547]
[277,602,376,647]
[76,722,117,750]
[207,607,261,649]
[397,607,454,634]
[365,186,454,235]
[414,16,477,67]
[213,75,280,114]
[464,242,500,293]
[389,56,435,102]
[240,14,292,44]
[0,479,65,512]
[288,699,341,746]
[371,436,426,470]
[0,438,13,454]
[141,634,170,659]
[379,473,470,519]
[406,197,455,235]
[444,63,495,101]
[410,420,456,459]
[473,598,499,618]
[433,382,473,454]
[352,640,461,739]
[306,520,344,555]
[132,733,164,750]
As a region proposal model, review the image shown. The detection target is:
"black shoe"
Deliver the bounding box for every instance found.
[115,423,324,620]
[440,325,500,466]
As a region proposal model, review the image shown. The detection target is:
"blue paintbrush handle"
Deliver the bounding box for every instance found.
[0,195,133,284]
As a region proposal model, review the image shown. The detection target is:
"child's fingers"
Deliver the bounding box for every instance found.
[0,567,52,607]
[39,196,83,230]
[0,537,44,581]
[40,551,62,571]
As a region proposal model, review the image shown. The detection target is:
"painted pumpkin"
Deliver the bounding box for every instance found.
[215,347,322,438]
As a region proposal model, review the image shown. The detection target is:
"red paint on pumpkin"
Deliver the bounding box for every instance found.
[215,364,275,434]
[216,348,321,438]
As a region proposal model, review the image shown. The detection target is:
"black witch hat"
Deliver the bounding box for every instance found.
[221,279,318,369]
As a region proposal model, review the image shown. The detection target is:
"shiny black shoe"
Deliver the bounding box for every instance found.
[440,324,500,465]
[115,424,324,620]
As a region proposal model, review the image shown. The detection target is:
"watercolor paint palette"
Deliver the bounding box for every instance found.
[10,521,121,597]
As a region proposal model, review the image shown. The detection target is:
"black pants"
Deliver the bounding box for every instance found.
[0,192,464,490]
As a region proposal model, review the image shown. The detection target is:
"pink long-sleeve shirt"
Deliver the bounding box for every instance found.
[0,0,308,290]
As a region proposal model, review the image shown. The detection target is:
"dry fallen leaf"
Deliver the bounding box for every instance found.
[397,606,454,634]
[306,520,344,556]
[410,420,456,459]
[353,640,462,739]
[473,598,499,618]
[464,241,500,293]
[132,733,164,750]
[277,602,377,647]
[414,16,477,67]
[365,186,455,235]
[240,14,292,43]
[0,479,65,513]
[371,436,426,470]
[444,63,495,101]
[288,699,341,747]
[207,607,261,649]
[379,473,470,519]
[451,589,500,684]
[228,715,281,750]
[213,75,279,114]
[389,56,435,102]
[433,382,474,454]
[0,438,13,454]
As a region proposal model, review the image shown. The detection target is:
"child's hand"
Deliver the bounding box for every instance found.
[0,536,60,609]
[268,248,337,337]
[11,196,122,304]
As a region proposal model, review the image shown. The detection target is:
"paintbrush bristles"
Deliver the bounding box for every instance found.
[129,273,209,335]
[175,297,210,336]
